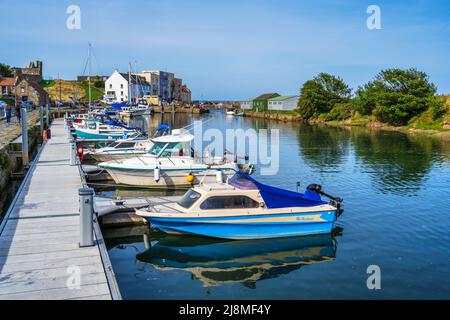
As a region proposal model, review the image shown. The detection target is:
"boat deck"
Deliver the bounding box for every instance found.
[0,119,113,300]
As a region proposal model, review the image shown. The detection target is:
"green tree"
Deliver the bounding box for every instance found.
[0,63,13,77]
[355,68,437,125]
[297,73,351,120]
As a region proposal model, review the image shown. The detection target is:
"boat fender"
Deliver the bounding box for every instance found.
[186,172,195,184]
[154,166,161,183]
[77,145,84,162]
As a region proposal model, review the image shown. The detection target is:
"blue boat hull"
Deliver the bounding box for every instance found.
[146,210,337,240]
[75,130,126,140]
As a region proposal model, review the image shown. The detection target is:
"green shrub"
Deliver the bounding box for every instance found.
[328,102,355,120]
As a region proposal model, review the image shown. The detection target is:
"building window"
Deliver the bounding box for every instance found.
[120,84,123,89]
[109,84,112,89]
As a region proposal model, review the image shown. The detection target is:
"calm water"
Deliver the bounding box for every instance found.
[101,111,450,299]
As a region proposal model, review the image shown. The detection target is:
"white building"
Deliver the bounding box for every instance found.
[240,98,254,110]
[268,95,299,111]
[105,70,150,103]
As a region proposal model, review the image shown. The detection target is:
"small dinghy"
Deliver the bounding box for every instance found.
[135,172,343,239]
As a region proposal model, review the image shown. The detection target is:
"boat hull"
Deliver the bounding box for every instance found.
[91,152,147,163]
[104,167,236,188]
[76,129,128,140]
[145,210,337,239]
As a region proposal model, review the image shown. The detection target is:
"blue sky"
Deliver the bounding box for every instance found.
[1,0,449,99]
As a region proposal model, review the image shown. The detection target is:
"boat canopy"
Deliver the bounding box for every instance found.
[230,173,327,208]
[105,120,136,130]
[152,129,194,143]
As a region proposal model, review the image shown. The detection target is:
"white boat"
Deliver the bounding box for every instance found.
[135,172,343,239]
[90,138,154,162]
[226,109,244,116]
[90,124,170,162]
[98,129,241,188]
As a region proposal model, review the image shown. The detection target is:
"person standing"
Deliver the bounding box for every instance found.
[5,103,12,126]
[15,102,21,124]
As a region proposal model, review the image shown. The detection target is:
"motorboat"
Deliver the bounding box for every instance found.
[135,172,343,239]
[89,124,170,162]
[98,129,243,188]
[75,119,140,140]
[226,108,243,116]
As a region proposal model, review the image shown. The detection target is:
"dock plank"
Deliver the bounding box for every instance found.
[0,119,112,300]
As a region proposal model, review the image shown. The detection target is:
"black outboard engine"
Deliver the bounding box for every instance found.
[307,183,344,217]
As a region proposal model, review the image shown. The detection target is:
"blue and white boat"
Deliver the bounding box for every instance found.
[135,172,343,239]
[75,119,140,140]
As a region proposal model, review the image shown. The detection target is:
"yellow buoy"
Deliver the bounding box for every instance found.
[186,173,195,183]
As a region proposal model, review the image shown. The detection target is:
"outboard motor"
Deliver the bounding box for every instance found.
[307,183,344,217]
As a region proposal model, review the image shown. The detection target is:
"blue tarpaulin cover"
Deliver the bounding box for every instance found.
[106,120,136,130]
[231,172,326,208]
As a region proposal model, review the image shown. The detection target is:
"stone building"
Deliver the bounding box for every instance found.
[0,77,15,97]
[171,78,182,102]
[181,84,192,104]
[14,60,43,83]
[15,78,49,107]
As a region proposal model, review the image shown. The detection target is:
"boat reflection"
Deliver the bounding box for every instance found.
[136,231,338,288]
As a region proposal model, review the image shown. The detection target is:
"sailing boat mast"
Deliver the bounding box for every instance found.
[88,43,92,110]
[128,62,132,104]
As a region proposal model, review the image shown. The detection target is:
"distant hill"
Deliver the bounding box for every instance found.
[40,79,104,102]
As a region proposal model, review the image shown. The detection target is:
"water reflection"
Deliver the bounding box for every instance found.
[296,125,351,172]
[352,129,443,195]
[135,232,337,288]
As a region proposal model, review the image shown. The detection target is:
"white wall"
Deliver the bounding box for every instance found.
[105,71,150,103]
[240,101,253,110]
[268,96,299,111]
[105,71,129,102]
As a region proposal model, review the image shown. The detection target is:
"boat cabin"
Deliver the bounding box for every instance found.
[148,129,194,158]
[158,173,331,215]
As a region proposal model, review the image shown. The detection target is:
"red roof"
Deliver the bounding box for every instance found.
[0,77,14,86]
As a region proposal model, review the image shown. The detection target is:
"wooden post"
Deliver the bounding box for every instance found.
[21,107,29,167]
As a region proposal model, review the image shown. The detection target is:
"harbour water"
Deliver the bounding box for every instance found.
[101,111,450,299]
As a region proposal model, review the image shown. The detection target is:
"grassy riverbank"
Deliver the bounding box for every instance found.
[244,95,450,141]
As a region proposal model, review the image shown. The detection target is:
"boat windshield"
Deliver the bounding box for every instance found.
[177,189,201,209]
[148,142,167,156]
[148,142,191,157]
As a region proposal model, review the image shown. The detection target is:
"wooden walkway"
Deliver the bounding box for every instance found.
[0,118,113,300]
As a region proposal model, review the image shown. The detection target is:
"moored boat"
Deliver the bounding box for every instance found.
[98,129,242,187]
[135,172,343,239]
[90,124,170,162]
[75,119,140,140]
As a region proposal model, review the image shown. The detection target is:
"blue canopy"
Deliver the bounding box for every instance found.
[105,120,136,130]
[230,173,326,209]
[156,124,170,131]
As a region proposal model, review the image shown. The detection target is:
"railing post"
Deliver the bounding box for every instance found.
[79,188,94,247]
[45,103,49,127]
[70,140,78,166]
[39,106,44,137]
[20,107,29,167]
